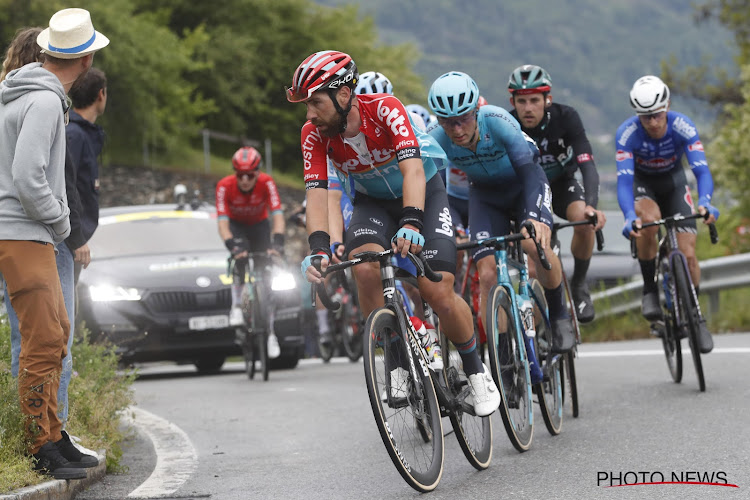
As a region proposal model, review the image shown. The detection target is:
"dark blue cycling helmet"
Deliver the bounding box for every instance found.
[427,72,480,118]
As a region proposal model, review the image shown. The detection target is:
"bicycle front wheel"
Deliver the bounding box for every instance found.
[362,307,444,492]
[486,285,533,452]
[673,260,704,391]
[530,279,563,436]
[442,342,493,470]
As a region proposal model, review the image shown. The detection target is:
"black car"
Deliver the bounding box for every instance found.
[77,203,305,372]
[556,210,641,290]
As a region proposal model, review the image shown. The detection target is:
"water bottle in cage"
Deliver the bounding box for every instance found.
[410,316,443,370]
[520,298,543,384]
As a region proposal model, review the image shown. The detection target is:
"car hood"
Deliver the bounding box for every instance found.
[80,251,231,290]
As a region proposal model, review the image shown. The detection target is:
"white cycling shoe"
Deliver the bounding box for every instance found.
[468,363,500,417]
[267,333,281,359]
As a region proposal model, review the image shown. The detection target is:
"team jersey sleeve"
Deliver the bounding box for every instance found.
[301,121,330,190]
[488,114,552,226]
[263,175,283,215]
[673,114,714,206]
[215,177,230,220]
[615,121,637,221]
[564,107,600,208]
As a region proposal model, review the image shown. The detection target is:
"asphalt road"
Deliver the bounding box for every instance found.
[76,332,750,500]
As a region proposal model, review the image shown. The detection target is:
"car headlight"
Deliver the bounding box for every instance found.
[271,271,297,291]
[89,284,142,302]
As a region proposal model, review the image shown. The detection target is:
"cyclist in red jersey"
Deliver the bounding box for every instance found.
[216,147,285,354]
[287,50,500,417]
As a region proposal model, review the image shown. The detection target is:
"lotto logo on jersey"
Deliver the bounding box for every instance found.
[377,100,411,137]
[688,141,704,152]
[576,153,592,163]
[616,150,633,162]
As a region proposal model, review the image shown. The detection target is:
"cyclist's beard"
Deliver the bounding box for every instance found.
[318,113,347,138]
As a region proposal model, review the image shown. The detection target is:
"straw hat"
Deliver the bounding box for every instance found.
[36,8,109,60]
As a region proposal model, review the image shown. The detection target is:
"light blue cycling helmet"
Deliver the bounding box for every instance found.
[427,71,480,117]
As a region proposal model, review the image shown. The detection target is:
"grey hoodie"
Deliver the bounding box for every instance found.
[0,62,70,244]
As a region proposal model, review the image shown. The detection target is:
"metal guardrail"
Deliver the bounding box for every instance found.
[592,252,750,319]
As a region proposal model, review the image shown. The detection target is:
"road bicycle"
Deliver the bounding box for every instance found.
[315,249,492,492]
[630,212,718,392]
[230,252,288,381]
[550,215,604,418]
[458,221,563,450]
[317,267,364,363]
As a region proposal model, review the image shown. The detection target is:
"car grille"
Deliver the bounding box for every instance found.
[146,289,232,314]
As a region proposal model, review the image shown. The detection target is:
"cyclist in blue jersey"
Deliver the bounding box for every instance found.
[616,75,718,353]
[427,71,575,354]
[508,65,606,323]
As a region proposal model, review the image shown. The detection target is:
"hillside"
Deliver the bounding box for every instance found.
[314,0,735,204]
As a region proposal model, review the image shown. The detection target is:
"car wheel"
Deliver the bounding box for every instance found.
[194,356,226,373]
[270,349,301,370]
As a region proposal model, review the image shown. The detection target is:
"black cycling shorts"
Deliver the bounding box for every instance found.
[550,175,585,219]
[634,168,697,234]
[345,175,457,274]
[447,194,469,234]
[229,218,271,253]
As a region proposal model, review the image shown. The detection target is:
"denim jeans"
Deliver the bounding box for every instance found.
[6,242,75,427]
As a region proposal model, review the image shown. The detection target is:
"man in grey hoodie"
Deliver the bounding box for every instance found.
[0,8,108,480]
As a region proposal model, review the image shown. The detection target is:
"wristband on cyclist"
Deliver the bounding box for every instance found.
[398,206,424,232]
[272,233,285,248]
[308,230,332,259]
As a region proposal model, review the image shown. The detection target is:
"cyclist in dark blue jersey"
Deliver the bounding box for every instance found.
[508,65,606,323]
[615,75,718,353]
[427,71,575,354]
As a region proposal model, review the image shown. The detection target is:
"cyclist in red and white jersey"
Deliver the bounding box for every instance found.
[287,50,500,416]
[216,147,285,357]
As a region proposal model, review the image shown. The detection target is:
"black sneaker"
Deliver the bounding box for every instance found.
[571,281,595,323]
[32,442,88,480]
[55,430,99,468]
[551,318,575,353]
[697,320,714,354]
[641,291,662,321]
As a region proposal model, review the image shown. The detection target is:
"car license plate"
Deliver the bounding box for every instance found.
[189,315,229,331]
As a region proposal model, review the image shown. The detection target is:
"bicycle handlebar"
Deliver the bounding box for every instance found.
[312,250,442,311]
[629,211,718,259]
[552,212,605,252]
[456,221,552,270]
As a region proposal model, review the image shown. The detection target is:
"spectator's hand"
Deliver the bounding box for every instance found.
[522,219,551,249]
[585,206,607,231]
[391,226,424,258]
[301,253,329,284]
[74,243,91,269]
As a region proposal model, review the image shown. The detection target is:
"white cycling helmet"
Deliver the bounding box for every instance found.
[355,71,393,95]
[629,75,670,115]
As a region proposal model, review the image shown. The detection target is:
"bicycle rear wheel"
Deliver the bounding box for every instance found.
[362,307,444,492]
[530,279,563,436]
[240,328,257,380]
[442,341,493,470]
[340,298,363,362]
[661,313,683,383]
[486,285,533,452]
[673,259,705,391]
[560,275,581,417]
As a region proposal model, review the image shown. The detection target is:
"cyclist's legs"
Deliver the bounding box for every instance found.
[677,231,699,285]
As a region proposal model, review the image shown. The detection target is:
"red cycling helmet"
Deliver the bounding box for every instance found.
[286,50,358,103]
[232,147,261,173]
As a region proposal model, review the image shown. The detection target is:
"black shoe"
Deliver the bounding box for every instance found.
[697,320,714,354]
[551,318,575,353]
[571,281,595,323]
[32,442,88,480]
[641,291,662,321]
[55,430,98,468]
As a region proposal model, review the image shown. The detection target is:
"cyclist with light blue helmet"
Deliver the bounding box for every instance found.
[427,71,575,354]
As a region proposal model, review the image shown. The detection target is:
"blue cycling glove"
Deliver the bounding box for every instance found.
[622,212,638,240]
[698,196,720,221]
[300,253,328,279]
[392,227,425,248]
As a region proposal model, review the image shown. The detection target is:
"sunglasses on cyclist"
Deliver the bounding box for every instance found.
[639,111,666,122]
[235,170,259,180]
[437,111,477,129]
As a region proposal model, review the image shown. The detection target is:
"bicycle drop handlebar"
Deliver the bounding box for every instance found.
[312,249,442,311]
[553,212,605,252]
[629,211,719,259]
[457,220,552,270]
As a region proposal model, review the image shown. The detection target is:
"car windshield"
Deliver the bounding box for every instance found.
[89,210,224,259]
[555,211,630,255]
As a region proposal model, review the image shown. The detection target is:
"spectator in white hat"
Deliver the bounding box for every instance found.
[0,7,108,480]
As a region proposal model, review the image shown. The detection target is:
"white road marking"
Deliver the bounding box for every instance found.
[579,347,750,358]
[124,406,198,499]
